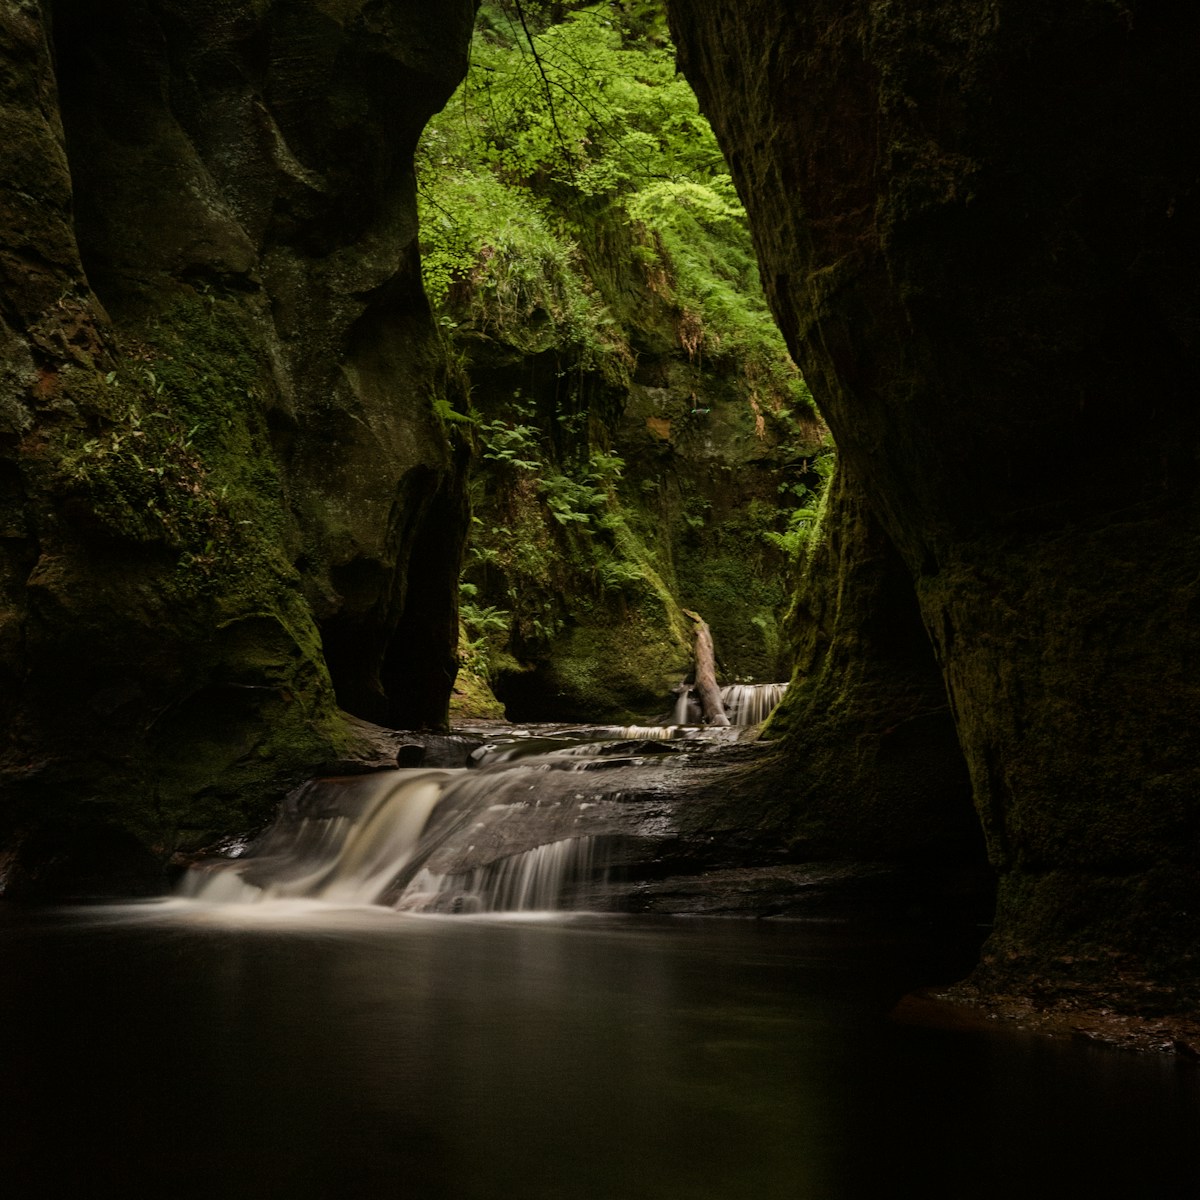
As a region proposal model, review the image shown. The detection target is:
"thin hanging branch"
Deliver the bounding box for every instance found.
[510,0,576,181]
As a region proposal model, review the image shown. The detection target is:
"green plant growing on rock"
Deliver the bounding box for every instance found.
[416,0,812,413]
[459,600,512,677]
[28,293,355,847]
[539,450,623,528]
[764,452,836,563]
[421,1,826,715]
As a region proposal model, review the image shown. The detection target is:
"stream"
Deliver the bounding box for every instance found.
[3,718,1198,1198]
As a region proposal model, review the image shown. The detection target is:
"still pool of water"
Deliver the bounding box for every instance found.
[2,903,1197,1199]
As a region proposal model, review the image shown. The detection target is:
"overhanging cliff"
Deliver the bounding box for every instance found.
[668,0,1200,1011]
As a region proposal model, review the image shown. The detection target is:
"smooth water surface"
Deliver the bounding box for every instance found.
[2,903,1197,1199]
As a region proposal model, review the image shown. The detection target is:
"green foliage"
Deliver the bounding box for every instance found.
[422,3,827,702]
[462,380,666,671]
[432,395,475,426]
[53,297,300,595]
[416,0,812,411]
[461,602,510,638]
[539,448,623,527]
[763,452,836,562]
[479,411,542,470]
[459,600,512,678]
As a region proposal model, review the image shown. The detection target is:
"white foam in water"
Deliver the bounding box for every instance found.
[397,836,597,914]
[667,682,789,726]
[581,725,681,741]
[181,771,455,908]
[179,765,605,915]
[720,682,788,725]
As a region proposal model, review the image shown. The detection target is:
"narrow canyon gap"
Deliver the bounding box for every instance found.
[1,0,1197,1029]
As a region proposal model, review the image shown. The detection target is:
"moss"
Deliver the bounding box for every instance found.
[48,294,291,571]
[751,465,981,867]
[499,591,692,723]
[448,662,507,720]
[14,291,350,853]
[676,541,789,678]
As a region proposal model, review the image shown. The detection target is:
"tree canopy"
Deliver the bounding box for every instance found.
[416,0,813,413]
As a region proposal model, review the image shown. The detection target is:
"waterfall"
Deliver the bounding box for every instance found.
[398,838,600,914]
[177,735,648,913]
[570,724,682,742]
[177,771,458,908]
[667,682,788,726]
[720,682,789,725]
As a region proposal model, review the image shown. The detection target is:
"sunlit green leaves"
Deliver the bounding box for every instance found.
[416,0,813,410]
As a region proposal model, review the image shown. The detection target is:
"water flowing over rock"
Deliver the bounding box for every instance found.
[720,683,788,726]
[180,744,669,913]
[670,683,788,726]
[178,725,987,921]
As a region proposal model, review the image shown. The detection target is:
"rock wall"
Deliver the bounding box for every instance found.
[0,0,476,890]
[668,1,1200,1009]
[458,318,823,724]
[762,462,980,867]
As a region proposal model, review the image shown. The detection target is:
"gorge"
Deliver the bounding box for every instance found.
[1,0,1199,1170]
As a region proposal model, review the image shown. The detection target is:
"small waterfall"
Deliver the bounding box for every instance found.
[398,838,600,914]
[178,771,454,907]
[720,682,789,725]
[570,725,682,742]
[667,682,789,726]
[178,753,622,914]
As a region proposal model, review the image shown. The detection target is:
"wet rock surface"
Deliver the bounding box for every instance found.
[184,723,994,931]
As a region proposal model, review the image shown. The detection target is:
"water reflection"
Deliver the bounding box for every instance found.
[2,904,1196,1198]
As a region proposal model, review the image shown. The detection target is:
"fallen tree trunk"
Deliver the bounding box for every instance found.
[683,609,729,726]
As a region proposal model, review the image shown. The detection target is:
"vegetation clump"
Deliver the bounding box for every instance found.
[37,294,349,845]
[417,1,830,717]
[418,1,809,411]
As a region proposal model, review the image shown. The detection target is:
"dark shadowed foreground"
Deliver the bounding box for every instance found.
[3,904,1197,1199]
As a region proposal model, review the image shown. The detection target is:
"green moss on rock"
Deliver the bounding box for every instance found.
[1,1,479,892]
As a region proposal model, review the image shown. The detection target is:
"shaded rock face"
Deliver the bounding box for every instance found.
[761,465,982,871]
[0,0,476,886]
[668,2,1200,1003]
[462,332,820,725]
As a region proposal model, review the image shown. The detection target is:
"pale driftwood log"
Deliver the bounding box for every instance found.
[682,609,729,726]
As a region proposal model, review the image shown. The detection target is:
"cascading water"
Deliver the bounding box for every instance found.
[720,682,789,725]
[178,726,716,914]
[668,682,788,726]
[178,770,461,908]
[399,837,601,914]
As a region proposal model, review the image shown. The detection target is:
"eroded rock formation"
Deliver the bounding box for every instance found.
[0,0,475,889]
[668,1,1200,1013]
